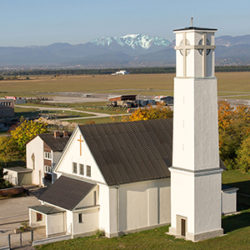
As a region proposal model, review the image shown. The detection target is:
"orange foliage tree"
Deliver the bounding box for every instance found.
[125,104,173,122]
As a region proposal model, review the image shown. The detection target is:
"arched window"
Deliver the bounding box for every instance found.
[31,153,35,169]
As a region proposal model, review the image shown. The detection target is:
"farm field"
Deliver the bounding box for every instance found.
[0,72,250,99]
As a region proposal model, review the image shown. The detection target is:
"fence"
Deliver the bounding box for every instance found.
[0,231,33,250]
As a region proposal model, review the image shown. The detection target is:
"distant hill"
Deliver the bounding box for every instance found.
[0,34,250,68]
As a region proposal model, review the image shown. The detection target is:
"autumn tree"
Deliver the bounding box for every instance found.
[125,104,173,122]
[11,118,48,152]
[218,101,250,171]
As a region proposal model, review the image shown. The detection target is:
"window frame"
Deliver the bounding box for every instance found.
[86,165,91,177]
[79,164,84,175]
[72,162,77,174]
[44,152,52,160]
[78,213,83,223]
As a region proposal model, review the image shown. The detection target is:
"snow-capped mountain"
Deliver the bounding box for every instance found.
[0,34,250,68]
[91,34,171,49]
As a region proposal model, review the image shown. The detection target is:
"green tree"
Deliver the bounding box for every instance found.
[0,137,22,166]
[236,135,250,172]
[218,102,250,170]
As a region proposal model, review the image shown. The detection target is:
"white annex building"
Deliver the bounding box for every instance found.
[29,25,238,241]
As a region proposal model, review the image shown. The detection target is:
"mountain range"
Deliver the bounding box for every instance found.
[0,34,250,69]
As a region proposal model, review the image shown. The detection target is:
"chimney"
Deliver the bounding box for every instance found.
[54,131,60,138]
[63,131,69,138]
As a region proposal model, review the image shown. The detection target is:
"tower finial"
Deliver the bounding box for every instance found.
[191,17,194,27]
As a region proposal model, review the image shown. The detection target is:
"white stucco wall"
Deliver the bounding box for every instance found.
[18,172,32,185]
[75,186,99,209]
[3,169,18,185]
[173,77,219,172]
[29,209,46,227]
[194,172,222,234]
[110,179,170,235]
[26,136,44,186]
[72,207,99,236]
[55,128,106,184]
[99,184,110,233]
[222,189,237,214]
[170,169,195,234]
[46,213,65,236]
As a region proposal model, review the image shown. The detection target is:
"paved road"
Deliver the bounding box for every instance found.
[0,196,40,248]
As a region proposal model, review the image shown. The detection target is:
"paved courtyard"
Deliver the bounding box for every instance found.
[0,196,44,248]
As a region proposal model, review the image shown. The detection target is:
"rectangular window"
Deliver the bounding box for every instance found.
[79,164,84,175]
[73,162,77,174]
[78,213,83,223]
[36,213,42,222]
[44,152,52,159]
[94,191,97,206]
[44,166,52,173]
[86,165,91,177]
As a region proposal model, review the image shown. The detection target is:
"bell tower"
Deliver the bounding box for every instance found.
[168,25,224,241]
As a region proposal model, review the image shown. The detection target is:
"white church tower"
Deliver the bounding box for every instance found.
[169,24,224,241]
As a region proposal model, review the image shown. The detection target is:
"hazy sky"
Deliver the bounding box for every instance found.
[1,0,249,46]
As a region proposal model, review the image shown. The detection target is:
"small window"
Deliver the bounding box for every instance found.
[36,213,42,222]
[86,165,91,177]
[79,164,84,175]
[44,152,52,159]
[44,165,52,173]
[78,213,83,223]
[73,162,77,174]
[94,191,97,206]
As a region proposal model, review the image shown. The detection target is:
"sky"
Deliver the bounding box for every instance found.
[0,0,250,46]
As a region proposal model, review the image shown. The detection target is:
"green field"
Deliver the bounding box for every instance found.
[0,72,249,99]
[14,107,94,120]
[36,170,250,250]
[64,116,124,124]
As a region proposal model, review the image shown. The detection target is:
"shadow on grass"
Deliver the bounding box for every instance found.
[222,210,250,233]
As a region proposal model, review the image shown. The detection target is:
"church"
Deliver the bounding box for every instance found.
[29,25,238,242]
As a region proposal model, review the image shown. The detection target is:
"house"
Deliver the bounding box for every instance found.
[29,25,238,242]
[0,99,14,117]
[26,131,70,186]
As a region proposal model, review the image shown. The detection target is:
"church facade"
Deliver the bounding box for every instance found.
[29,25,238,242]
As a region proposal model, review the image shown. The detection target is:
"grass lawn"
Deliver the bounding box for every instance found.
[14,107,94,120]
[36,170,250,250]
[65,116,124,124]
[0,72,249,99]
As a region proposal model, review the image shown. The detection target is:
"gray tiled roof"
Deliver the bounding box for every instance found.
[39,176,95,210]
[79,119,173,186]
[29,205,64,214]
[39,133,70,152]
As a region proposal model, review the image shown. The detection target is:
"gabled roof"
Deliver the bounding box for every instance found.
[39,133,70,152]
[79,119,173,186]
[39,176,95,210]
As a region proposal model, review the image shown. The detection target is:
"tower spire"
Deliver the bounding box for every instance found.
[190,17,194,27]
